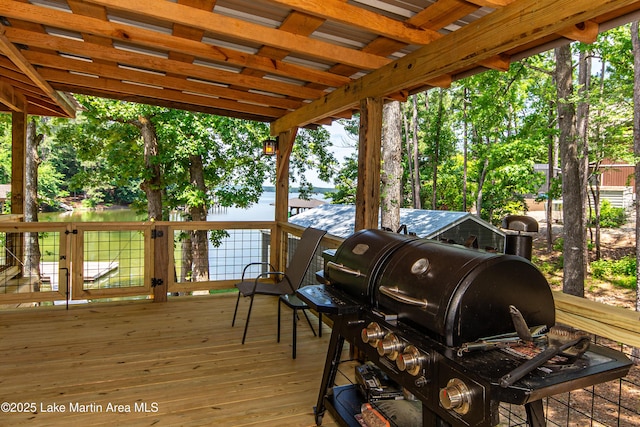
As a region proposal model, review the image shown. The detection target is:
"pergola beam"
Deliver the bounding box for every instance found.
[263,0,440,45]
[85,0,390,71]
[0,1,350,89]
[270,0,633,134]
[0,79,25,112]
[0,27,76,118]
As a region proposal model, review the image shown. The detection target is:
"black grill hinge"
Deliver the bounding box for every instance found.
[151,278,163,288]
[65,229,78,235]
[151,229,164,239]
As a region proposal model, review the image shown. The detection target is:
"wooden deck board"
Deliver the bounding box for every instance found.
[0,294,344,426]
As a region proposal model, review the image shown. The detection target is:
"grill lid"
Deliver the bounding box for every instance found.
[327,229,555,347]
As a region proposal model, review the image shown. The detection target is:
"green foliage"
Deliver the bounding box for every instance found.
[589,199,627,228]
[591,255,636,289]
[552,237,564,252]
[0,115,13,183]
[81,197,100,208]
[328,152,357,204]
[51,97,337,219]
[428,155,470,210]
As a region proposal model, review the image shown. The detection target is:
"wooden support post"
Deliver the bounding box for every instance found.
[11,110,26,216]
[9,110,26,269]
[152,224,169,302]
[355,97,383,231]
[272,128,297,271]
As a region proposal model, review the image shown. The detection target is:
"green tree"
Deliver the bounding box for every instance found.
[458,65,548,223]
[0,115,11,184]
[328,152,358,205]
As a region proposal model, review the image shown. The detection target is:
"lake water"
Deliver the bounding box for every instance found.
[40,191,328,222]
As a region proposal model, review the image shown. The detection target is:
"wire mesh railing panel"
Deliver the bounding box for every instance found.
[0,230,62,297]
[82,229,145,290]
[173,228,271,283]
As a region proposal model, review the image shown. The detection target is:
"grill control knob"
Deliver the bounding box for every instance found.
[439,378,472,415]
[396,345,426,376]
[361,322,385,347]
[376,333,403,361]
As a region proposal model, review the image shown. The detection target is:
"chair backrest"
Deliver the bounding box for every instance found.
[282,227,327,291]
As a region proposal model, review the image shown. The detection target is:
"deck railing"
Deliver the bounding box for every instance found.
[0,219,638,425]
[0,219,637,342]
[0,220,342,306]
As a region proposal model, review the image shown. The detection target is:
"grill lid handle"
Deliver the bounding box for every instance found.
[326,261,363,277]
[379,285,428,310]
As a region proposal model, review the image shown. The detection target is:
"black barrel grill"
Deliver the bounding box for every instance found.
[297,229,632,427]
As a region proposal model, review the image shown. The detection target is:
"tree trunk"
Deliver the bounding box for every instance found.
[181,235,193,282]
[463,88,469,212]
[24,118,42,290]
[555,44,585,297]
[411,95,421,209]
[137,116,164,221]
[381,101,402,232]
[403,103,415,208]
[590,174,601,260]
[630,20,640,362]
[475,156,489,218]
[592,57,607,261]
[577,49,591,269]
[188,154,210,282]
[431,89,444,209]
[546,102,555,252]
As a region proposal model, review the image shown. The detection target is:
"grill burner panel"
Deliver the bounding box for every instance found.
[301,229,632,427]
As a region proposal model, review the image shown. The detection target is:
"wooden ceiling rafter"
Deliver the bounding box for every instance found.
[0,1,351,88]
[233,2,341,123]
[25,50,301,110]
[0,78,25,112]
[84,0,391,71]
[41,68,287,119]
[270,0,640,134]
[262,0,441,46]
[4,27,325,99]
[0,0,638,125]
[0,26,75,117]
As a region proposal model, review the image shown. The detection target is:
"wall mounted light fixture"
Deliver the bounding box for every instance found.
[262,138,278,156]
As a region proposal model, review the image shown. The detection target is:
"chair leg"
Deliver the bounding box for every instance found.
[231,291,242,327]
[292,307,297,359]
[318,313,322,338]
[241,294,255,345]
[277,298,282,343]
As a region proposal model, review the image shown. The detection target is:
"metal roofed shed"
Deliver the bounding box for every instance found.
[289,204,506,252]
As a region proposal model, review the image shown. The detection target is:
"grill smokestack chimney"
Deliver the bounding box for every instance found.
[502,215,539,260]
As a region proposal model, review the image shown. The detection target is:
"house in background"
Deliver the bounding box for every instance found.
[527,161,635,222]
[593,160,635,210]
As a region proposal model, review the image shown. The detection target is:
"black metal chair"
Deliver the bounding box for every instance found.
[231,227,326,346]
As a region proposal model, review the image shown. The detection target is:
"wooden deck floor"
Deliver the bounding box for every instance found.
[0,294,349,426]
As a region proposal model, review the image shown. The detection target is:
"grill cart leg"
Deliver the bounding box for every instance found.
[525,400,545,427]
[314,316,346,425]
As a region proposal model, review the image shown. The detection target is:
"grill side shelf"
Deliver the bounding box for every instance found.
[297,284,361,315]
